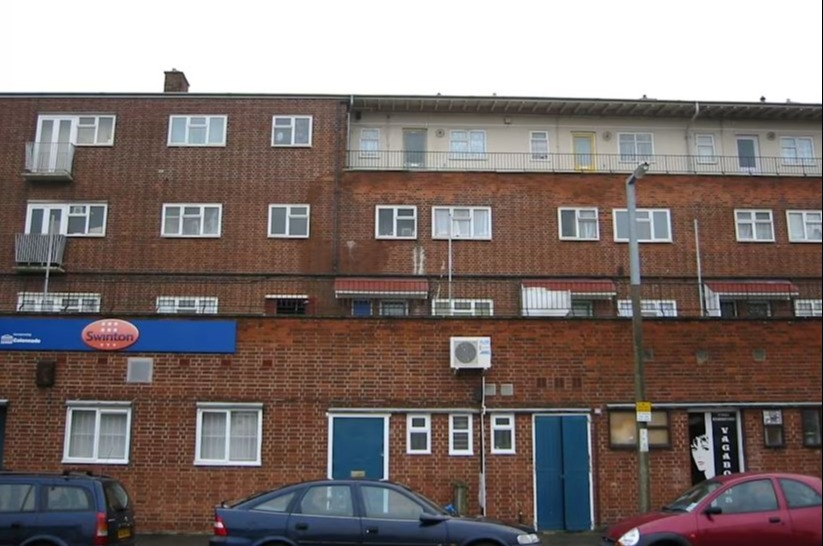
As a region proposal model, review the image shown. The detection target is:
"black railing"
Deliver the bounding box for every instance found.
[14,234,67,269]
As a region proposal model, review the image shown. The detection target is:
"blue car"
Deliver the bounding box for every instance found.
[211,478,542,545]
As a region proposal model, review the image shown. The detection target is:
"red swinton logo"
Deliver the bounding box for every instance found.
[81,319,139,351]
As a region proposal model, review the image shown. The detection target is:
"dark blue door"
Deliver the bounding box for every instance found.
[332,417,385,480]
[0,405,6,469]
[535,415,591,531]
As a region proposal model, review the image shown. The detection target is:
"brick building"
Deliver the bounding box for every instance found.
[0,71,821,532]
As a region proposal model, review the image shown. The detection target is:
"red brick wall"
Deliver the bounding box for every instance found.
[1,317,820,532]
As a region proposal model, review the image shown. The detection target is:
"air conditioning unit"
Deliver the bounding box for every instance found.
[450,336,492,370]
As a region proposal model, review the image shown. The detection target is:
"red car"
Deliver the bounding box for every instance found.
[601,472,822,546]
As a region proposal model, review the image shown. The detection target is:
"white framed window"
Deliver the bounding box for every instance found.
[156,296,218,314]
[780,136,815,165]
[63,402,131,464]
[195,403,263,466]
[75,116,116,145]
[613,209,672,242]
[530,131,550,160]
[559,207,599,240]
[37,115,116,146]
[491,414,516,454]
[432,299,493,317]
[360,128,380,157]
[162,204,222,237]
[618,132,654,162]
[168,115,226,146]
[449,130,486,159]
[17,292,101,313]
[787,210,822,243]
[376,206,417,239]
[432,206,491,240]
[269,205,310,238]
[379,300,409,316]
[25,202,107,237]
[695,134,717,164]
[449,414,473,455]
[735,210,774,242]
[406,414,431,454]
[272,116,312,147]
[618,299,678,317]
[795,299,823,317]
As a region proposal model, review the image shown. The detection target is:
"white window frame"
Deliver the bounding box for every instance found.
[17,292,101,313]
[432,206,492,240]
[449,414,473,456]
[63,402,132,465]
[530,131,550,161]
[375,206,417,239]
[618,132,654,162]
[432,299,493,317]
[406,414,431,455]
[156,296,219,314]
[735,209,775,242]
[36,115,116,146]
[379,300,409,316]
[795,299,823,317]
[695,134,717,164]
[167,115,227,147]
[195,403,263,466]
[268,204,311,238]
[271,115,313,147]
[360,128,380,157]
[780,136,815,165]
[25,202,108,237]
[449,130,486,160]
[161,203,222,238]
[786,210,822,243]
[618,299,678,317]
[613,209,672,242]
[558,207,599,241]
[491,414,516,454]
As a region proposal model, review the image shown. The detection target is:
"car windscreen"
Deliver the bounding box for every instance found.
[663,479,722,512]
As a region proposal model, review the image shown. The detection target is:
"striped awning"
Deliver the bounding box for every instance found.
[705,281,799,297]
[522,279,617,296]
[334,278,429,299]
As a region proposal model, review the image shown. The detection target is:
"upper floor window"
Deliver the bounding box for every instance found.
[559,207,599,240]
[530,131,549,160]
[780,136,815,165]
[735,210,774,242]
[450,130,486,159]
[265,295,310,316]
[18,292,101,313]
[432,299,493,317]
[36,115,116,146]
[432,206,491,240]
[618,299,678,317]
[195,403,262,466]
[272,116,312,147]
[613,209,672,242]
[26,203,107,237]
[795,299,823,317]
[407,414,431,454]
[162,204,222,237]
[376,206,417,239]
[695,134,717,164]
[269,205,310,238]
[491,414,516,454]
[63,402,131,464]
[360,128,380,157]
[618,132,654,162]
[787,210,822,243]
[156,296,218,314]
[168,115,226,146]
[449,414,473,455]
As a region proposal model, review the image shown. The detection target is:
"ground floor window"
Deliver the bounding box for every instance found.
[195,403,263,466]
[63,402,131,464]
[802,409,821,447]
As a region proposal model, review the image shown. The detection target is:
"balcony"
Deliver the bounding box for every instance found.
[15,233,67,273]
[23,142,75,181]
[346,151,822,177]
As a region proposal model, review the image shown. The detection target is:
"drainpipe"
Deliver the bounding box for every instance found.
[332,98,351,273]
[695,219,705,316]
[479,374,487,516]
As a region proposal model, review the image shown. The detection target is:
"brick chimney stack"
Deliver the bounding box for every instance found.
[164,69,190,93]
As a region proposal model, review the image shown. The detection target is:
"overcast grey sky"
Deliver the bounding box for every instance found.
[2,0,821,103]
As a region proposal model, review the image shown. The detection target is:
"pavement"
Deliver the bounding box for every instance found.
[137,530,602,545]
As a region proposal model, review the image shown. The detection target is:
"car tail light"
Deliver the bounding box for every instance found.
[94,512,109,545]
[214,513,228,537]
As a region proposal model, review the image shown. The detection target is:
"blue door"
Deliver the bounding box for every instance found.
[535,415,591,531]
[331,416,386,480]
[0,405,6,469]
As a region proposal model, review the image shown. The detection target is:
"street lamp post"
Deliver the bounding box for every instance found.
[626,161,651,513]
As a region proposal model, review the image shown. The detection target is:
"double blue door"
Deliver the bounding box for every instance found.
[534,415,591,531]
[331,416,386,480]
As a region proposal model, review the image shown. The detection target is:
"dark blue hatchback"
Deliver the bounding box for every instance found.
[211,478,541,546]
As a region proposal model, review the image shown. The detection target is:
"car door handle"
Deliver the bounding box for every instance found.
[769,517,781,523]
[295,522,309,530]
[365,527,379,534]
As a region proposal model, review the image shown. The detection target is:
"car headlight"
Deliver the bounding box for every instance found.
[516,533,540,544]
[617,527,640,546]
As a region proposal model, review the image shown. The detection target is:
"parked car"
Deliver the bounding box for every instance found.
[600,472,822,546]
[0,470,135,546]
[210,478,542,545]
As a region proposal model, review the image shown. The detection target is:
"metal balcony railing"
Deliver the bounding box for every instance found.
[24,142,75,181]
[15,233,67,271]
[346,150,823,177]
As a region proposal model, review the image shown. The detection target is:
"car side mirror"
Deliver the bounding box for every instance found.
[420,513,449,525]
[703,505,723,516]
